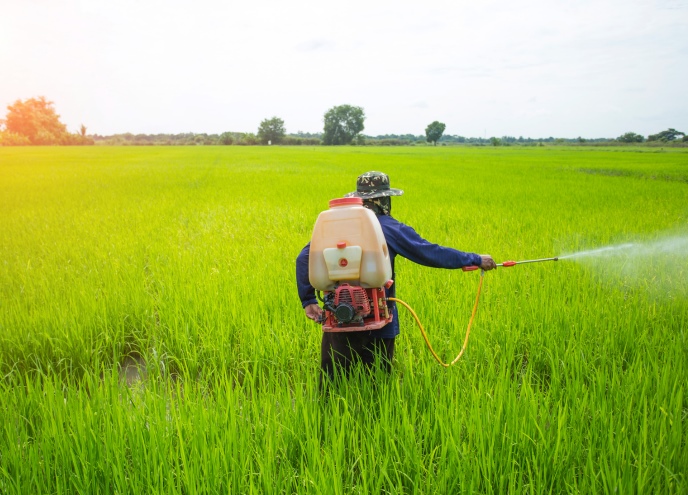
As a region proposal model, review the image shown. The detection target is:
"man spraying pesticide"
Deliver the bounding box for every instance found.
[296,171,498,382]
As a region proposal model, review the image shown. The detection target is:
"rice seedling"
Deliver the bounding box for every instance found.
[0,145,686,493]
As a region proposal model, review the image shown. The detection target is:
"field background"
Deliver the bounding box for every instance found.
[1,146,687,493]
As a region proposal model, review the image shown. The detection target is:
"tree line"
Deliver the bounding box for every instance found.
[1,96,685,147]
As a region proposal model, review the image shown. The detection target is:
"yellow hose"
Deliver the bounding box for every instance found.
[388,270,484,367]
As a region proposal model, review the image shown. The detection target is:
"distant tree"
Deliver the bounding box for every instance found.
[282,136,303,145]
[617,132,645,143]
[0,97,93,146]
[322,105,365,145]
[219,132,234,145]
[647,128,685,142]
[425,121,446,146]
[1,97,70,145]
[489,136,502,146]
[257,116,286,144]
[237,132,258,146]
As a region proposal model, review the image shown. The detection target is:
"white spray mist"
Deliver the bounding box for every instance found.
[559,243,636,260]
[559,234,688,300]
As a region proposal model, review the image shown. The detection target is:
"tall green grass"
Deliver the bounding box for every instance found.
[1,146,687,493]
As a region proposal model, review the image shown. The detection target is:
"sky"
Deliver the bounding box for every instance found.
[1,0,687,138]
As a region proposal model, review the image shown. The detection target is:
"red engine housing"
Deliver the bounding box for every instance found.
[334,284,370,314]
[322,283,393,332]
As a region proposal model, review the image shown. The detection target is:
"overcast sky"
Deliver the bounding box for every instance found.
[1,0,687,138]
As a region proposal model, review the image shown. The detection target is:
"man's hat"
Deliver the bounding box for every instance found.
[344,171,404,199]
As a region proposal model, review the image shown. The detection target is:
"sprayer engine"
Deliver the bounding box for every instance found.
[320,283,393,332]
[330,284,370,323]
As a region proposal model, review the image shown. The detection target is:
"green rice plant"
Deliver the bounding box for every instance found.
[0,145,686,493]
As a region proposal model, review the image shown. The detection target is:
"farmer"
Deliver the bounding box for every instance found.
[296,171,496,382]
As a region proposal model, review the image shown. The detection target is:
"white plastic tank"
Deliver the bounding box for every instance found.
[309,197,393,291]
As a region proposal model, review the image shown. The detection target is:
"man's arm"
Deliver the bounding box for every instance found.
[296,243,323,320]
[296,243,317,307]
[381,216,495,270]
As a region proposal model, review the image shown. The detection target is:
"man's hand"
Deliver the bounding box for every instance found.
[304,303,323,322]
[479,255,497,271]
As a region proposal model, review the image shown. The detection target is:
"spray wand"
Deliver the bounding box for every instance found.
[461,256,559,271]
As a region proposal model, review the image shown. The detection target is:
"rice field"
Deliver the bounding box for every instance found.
[1,145,687,493]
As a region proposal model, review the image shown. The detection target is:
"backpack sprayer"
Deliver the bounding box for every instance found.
[309,197,559,366]
[309,197,395,332]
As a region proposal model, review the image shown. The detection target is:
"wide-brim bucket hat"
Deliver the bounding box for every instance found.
[344,171,404,199]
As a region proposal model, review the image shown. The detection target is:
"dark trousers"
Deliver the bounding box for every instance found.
[320,331,395,383]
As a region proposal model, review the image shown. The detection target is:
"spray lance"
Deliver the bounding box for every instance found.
[461,256,559,271]
[387,256,560,367]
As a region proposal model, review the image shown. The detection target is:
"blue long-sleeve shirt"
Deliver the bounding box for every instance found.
[296,214,483,338]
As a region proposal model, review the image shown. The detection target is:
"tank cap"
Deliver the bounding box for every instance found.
[337,242,347,249]
[329,197,363,208]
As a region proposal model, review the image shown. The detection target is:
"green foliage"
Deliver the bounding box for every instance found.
[363,138,411,146]
[65,133,95,145]
[91,132,321,146]
[0,131,31,146]
[1,96,94,146]
[238,132,258,145]
[425,121,446,145]
[1,147,687,493]
[257,116,286,145]
[648,128,685,142]
[489,136,502,146]
[0,146,688,494]
[2,96,67,144]
[322,104,365,145]
[617,131,645,143]
[218,132,234,145]
[282,135,321,145]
